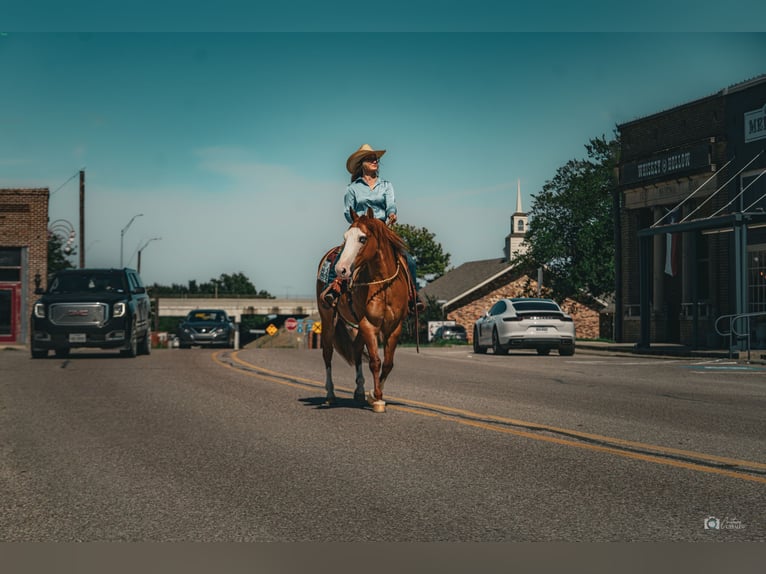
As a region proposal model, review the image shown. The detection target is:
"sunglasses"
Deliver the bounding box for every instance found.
[362,156,379,163]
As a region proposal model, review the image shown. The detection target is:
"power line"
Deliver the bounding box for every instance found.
[50,168,85,196]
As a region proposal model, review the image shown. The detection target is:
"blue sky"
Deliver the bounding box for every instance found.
[2,15,765,297]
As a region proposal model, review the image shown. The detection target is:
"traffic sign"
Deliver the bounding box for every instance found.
[285,317,298,331]
[312,322,322,334]
[266,324,278,336]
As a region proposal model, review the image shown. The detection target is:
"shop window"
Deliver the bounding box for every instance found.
[748,247,766,314]
[0,248,21,282]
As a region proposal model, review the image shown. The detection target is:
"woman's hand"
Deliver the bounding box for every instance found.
[386,213,397,226]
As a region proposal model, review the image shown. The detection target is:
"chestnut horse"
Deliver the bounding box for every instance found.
[316,208,411,413]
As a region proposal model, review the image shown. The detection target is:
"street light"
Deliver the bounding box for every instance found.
[137,237,161,274]
[120,213,143,267]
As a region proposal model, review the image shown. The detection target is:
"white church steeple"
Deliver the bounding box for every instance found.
[504,179,529,262]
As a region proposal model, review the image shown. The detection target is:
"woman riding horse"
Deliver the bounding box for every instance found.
[320,144,424,313]
[316,207,411,412]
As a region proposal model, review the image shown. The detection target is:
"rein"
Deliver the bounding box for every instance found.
[349,261,401,288]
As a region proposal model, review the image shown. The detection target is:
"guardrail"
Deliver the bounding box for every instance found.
[714,311,766,361]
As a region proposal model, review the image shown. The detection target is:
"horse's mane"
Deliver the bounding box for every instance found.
[358,215,409,257]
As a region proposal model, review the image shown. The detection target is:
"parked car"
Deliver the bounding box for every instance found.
[176,309,235,348]
[31,267,152,358]
[433,324,468,342]
[473,297,575,356]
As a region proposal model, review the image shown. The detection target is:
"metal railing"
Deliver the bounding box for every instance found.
[714,311,766,361]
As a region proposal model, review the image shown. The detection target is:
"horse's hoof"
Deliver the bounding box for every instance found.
[354,391,366,403]
[325,396,336,406]
[366,392,386,412]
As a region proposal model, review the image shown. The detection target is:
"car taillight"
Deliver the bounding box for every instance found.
[561,316,573,322]
[502,316,523,322]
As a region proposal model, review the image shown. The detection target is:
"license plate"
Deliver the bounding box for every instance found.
[69,333,86,343]
[535,327,549,332]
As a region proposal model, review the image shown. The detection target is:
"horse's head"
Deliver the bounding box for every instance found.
[334,208,409,281]
[334,208,377,281]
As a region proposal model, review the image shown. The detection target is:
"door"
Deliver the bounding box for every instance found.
[0,283,20,343]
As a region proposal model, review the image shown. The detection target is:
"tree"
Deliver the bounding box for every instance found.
[47,233,76,275]
[519,134,619,301]
[393,223,451,282]
[148,272,274,298]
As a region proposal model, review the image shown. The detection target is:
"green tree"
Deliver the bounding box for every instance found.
[148,272,274,298]
[47,233,76,275]
[393,223,451,281]
[519,134,619,301]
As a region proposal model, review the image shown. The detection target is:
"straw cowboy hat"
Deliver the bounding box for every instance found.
[346,144,386,174]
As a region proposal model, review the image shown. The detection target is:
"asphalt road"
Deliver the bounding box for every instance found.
[1,344,764,541]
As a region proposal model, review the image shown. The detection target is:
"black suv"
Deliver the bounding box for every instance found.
[31,268,152,358]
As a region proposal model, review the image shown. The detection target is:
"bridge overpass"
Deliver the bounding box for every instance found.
[155,297,319,321]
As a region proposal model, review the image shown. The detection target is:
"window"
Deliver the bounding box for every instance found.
[748,246,766,314]
[0,248,21,282]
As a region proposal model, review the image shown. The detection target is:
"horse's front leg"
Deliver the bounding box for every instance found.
[379,323,403,391]
[353,355,366,403]
[358,322,385,412]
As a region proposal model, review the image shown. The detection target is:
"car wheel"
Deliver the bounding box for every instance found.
[559,346,575,356]
[536,348,551,356]
[54,348,70,358]
[472,327,486,354]
[138,328,151,355]
[492,329,506,355]
[120,326,138,358]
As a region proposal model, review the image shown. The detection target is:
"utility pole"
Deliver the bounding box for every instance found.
[79,170,85,268]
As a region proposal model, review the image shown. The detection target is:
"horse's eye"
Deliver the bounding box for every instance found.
[359,236,367,245]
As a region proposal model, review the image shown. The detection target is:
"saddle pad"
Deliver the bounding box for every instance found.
[318,245,342,285]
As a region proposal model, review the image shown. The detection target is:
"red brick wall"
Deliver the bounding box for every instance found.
[445,275,602,342]
[0,188,49,344]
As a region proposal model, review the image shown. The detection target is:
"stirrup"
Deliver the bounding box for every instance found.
[321,280,342,307]
[409,294,425,313]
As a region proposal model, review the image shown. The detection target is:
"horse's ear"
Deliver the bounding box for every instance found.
[366,207,374,219]
[350,208,359,222]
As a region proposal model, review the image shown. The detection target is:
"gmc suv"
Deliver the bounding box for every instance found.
[31,268,152,358]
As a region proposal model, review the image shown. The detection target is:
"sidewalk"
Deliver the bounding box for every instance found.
[575,340,756,362]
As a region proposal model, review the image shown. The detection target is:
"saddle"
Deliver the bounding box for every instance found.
[317,245,343,287]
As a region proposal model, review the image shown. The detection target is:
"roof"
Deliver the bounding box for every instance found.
[618,74,766,128]
[420,258,518,306]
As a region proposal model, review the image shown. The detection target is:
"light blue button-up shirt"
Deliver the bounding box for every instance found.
[343,177,397,223]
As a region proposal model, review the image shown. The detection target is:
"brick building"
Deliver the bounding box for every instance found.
[421,184,603,341]
[0,188,49,346]
[615,75,766,349]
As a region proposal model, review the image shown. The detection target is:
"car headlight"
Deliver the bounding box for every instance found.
[113,301,127,318]
[33,302,46,318]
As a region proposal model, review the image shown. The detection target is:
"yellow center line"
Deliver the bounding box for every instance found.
[214,350,766,484]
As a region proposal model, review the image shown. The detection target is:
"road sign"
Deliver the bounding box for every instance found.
[285,317,298,331]
[266,324,278,336]
[312,322,322,334]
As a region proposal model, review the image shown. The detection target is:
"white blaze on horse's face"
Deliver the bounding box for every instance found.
[335,227,367,280]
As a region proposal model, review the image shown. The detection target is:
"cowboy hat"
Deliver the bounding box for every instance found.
[346,144,386,174]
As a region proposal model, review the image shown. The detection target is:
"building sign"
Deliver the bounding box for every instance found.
[620,143,712,185]
[745,104,766,143]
